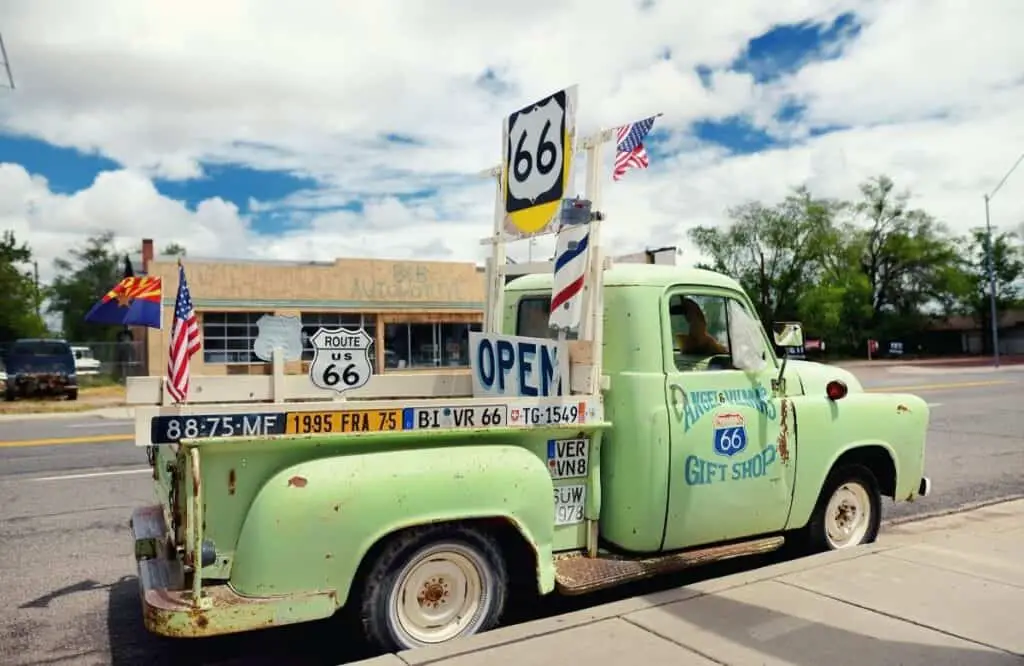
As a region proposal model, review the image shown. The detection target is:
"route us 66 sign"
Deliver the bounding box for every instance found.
[308,327,373,394]
[503,85,578,239]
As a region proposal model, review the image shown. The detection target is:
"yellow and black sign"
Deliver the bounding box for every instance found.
[285,409,404,435]
[503,85,578,238]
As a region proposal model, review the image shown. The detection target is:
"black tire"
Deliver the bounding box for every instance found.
[66,389,78,401]
[4,388,15,402]
[804,464,882,553]
[358,524,508,653]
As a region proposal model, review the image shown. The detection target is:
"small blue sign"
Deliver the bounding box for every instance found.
[711,413,747,458]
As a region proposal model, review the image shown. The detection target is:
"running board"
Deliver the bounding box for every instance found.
[554,536,785,595]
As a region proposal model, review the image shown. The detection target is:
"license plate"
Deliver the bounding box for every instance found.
[150,413,286,444]
[408,404,508,429]
[285,409,404,434]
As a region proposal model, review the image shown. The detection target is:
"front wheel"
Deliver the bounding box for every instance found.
[806,464,882,552]
[359,525,508,652]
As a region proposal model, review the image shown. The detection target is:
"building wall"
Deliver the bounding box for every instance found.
[144,256,486,377]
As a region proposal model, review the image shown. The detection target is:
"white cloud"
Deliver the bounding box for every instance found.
[0,0,1021,291]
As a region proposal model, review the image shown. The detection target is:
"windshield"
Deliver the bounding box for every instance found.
[10,341,69,357]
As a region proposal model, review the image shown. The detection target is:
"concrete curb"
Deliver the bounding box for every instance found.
[355,498,1024,666]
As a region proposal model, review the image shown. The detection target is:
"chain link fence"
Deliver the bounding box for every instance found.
[69,340,147,384]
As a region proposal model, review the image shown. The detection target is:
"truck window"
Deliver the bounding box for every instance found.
[668,294,733,372]
[516,296,579,340]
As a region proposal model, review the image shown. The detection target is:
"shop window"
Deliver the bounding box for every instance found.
[300,312,376,371]
[384,322,483,369]
[202,312,271,364]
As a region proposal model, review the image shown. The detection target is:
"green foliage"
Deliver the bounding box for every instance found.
[162,242,186,257]
[688,174,1024,355]
[47,231,125,343]
[0,230,48,342]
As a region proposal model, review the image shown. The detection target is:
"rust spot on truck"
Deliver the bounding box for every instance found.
[287,475,308,489]
[897,404,910,414]
[776,399,791,465]
[191,611,209,630]
[228,469,236,495]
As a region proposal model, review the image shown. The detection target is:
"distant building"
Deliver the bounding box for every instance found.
[137,239,485,376]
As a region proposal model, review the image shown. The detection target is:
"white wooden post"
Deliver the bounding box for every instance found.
[478,128,619,396]
[271,347,285,403]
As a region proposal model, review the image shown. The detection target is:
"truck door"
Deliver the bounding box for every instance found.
[661,289,796,551]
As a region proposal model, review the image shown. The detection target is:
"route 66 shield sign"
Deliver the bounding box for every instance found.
[308,327,373,394]
[712,412,748,458]
[503,85,578,239]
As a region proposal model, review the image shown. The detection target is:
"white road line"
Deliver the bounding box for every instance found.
[927,402,943,407]
[31,468,151,482]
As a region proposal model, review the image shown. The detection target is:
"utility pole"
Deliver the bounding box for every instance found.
[983,151,1024,368]
[33,260,40,318]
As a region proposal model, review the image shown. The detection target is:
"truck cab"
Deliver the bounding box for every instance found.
[506,266,930,567]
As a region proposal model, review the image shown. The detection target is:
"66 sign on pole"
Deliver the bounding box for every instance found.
[502,85,578,238]
[308,326,374,394]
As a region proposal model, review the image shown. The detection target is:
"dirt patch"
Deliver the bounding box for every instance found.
[0,386,126,415]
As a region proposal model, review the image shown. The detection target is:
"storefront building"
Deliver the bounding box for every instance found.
[137,240,486,377]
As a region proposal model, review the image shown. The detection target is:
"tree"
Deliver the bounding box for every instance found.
[953,228,1024,353]
[688,187,841,328]
[0,230,47,343]
[47,231,124,342]
[162,242,186,257]
[849,176,962,324]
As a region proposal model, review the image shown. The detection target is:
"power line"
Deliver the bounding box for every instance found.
[0,30,14,89]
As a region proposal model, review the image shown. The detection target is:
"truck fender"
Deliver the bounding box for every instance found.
[229,444,556,608]
[784,392,929,531]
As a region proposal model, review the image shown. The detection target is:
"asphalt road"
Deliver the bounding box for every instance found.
[0,366,1020,665]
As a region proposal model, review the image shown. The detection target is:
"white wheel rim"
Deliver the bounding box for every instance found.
[388,543,492,646]
[824,481,872,549]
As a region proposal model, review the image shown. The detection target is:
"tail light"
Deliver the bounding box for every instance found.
[826,380,848,401]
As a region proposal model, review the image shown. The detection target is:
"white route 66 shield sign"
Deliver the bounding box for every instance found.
[308,326,373,394]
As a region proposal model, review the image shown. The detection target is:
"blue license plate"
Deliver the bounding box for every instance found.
[150,412,287,444]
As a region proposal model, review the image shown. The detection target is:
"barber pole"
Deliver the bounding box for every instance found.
[549,201,592,332]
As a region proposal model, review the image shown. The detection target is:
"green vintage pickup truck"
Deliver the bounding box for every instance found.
[127,263,932,653]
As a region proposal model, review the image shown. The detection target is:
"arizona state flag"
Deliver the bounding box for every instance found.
[84,274,163,329]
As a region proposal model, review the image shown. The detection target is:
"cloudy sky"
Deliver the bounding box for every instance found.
[0,0,1022,285]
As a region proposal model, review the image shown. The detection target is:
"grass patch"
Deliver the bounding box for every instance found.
[0,385,126,415]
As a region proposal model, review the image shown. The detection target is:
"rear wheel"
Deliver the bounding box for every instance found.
[806,464,882,552]
[359,525,508,652]
[66,388,78,401]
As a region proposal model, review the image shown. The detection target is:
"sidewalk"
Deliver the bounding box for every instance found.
[359,500,1024,666]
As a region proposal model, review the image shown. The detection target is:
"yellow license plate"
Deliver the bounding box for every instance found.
[285,409,404,434]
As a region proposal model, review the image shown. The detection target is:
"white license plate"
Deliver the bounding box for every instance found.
[554,484,586,526]
[410,404,509,430]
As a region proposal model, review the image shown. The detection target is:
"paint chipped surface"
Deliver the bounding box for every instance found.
[897,404,911,414]
[287,475,308,488]
[776,399,791,465]
[228,469,237,495]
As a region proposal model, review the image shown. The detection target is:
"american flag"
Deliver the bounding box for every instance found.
[166,262,201,403]
[612,116,658,181]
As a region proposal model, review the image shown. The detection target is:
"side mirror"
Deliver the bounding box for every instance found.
[772,322,805,348]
